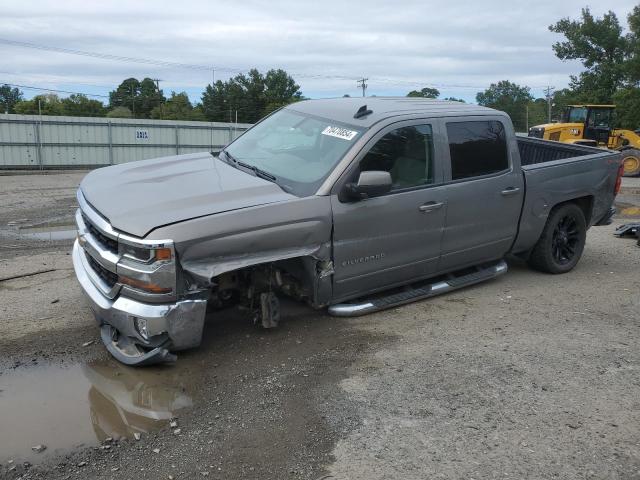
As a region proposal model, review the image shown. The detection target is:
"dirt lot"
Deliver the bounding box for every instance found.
[1,172,639,480]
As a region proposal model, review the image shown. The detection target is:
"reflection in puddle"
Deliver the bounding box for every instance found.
[84,363,192,441]
[0,361,192,463]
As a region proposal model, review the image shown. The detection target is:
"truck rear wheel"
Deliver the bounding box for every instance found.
[527,203,587,274]
[622,149,640,177]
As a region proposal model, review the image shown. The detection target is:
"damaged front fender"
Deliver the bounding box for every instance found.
[151,196,334,296]
[181,243,330,286]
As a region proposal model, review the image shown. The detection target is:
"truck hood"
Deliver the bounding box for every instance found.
[80,152,294,237]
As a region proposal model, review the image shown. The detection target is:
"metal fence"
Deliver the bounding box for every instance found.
[0,114,252,169]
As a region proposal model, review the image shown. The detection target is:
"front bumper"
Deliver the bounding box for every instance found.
[73,240,207,365]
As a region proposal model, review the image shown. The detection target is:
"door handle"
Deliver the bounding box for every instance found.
[419,201,444,212]
[501,187,520,196]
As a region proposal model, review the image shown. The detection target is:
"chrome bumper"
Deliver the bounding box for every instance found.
[73,240,207,365]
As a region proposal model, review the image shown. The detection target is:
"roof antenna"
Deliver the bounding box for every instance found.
[354,104,373,119]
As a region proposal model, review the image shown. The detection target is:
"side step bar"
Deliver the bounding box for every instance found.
[328,260,508,317]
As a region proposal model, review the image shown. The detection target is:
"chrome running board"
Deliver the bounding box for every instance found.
[328,260,508,317]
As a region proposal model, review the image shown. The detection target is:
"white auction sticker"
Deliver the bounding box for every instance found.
[321,126,358,141]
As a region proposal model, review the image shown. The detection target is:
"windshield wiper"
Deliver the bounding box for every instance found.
[237,161,277,182]
[220,150,277,183]
[221,149,238,165]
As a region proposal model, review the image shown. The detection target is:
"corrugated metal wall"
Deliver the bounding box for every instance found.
[0,114,252,169]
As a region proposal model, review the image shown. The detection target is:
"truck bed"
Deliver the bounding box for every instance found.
[511,136,621,255]
[517,136,610,167]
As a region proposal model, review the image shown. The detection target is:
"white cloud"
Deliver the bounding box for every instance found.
[1,0,638,102]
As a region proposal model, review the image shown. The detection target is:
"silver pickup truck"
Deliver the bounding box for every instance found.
[72,98,624,365]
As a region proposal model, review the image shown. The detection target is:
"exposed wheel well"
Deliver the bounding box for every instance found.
[206,256,332,311]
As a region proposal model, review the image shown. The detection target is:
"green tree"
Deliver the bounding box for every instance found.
[549,8,629,102]
[263,69,303,115]
[612,88,640,129]
[106,106,133,118]
[202,68,301,123]
[150,91,205,120]
[109,78,165,118]
[14,94,65,115]
[190,104,207,121]
[443,97,465,103]
[618,6,640,128]
[60,94,107,117]
[0,84,23,113]
[625,5,640,84]
[526,98,550,128]
[476,81,533,131]
[407,87,440,98]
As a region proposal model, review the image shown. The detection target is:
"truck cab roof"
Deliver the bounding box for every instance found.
[285,97,501,128]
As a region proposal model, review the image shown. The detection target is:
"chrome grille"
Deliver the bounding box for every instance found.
[82,213,118,253]
[85,251,118,287]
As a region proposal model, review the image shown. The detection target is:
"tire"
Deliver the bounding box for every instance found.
[527,203,587,274]
[622,149,640,177]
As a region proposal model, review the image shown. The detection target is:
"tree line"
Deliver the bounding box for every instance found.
[0,68,303,124]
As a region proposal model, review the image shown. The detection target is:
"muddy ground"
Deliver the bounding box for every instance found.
[0,171,639,480]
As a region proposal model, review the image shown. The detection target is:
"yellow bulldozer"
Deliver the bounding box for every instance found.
[529,104,640,177]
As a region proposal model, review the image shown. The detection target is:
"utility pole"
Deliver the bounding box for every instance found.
[129,85,135,117]
[152,79,163,119]
[544,85,555,123]
[357,78,368,97]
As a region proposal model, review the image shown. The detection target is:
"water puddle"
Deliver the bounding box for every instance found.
[0,360,193,464]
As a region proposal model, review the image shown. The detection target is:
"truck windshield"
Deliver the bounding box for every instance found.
[223,109,364,196]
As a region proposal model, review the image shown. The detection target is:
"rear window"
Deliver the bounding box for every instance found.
[447,121,509,180]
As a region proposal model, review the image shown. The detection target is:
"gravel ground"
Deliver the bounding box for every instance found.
[0,170,639,480]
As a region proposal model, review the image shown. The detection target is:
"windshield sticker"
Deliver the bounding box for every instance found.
[321,126,358,141]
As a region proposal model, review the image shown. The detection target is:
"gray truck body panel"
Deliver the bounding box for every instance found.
[72,98,621,365]
[81,152,294,238]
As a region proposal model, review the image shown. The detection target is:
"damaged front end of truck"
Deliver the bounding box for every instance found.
[72,187,334,366]
[71,105,365,365]
[73,190,208,365]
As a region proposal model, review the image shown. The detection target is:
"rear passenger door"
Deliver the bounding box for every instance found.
[439,118,524,271]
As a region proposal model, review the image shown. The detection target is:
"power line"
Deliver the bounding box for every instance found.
[1,38,559,100]
[0,38,233,73]
[0,82,109,98]
[0,37,514,89]
[0,70,115,90]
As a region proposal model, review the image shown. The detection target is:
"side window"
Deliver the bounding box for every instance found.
[447,121,509,180]
[360,125,434,190]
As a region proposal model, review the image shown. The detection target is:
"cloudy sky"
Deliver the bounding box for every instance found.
[1,0,638,104]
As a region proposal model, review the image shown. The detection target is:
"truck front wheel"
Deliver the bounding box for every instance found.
[527,203,587,274]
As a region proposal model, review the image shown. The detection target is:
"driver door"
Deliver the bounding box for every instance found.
[330,121,447,302]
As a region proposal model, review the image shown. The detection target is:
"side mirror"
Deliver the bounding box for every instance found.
[346,170,392,199]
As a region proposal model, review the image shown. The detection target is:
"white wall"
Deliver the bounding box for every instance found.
[0,114,251,168]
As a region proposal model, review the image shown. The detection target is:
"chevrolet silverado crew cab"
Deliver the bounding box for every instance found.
[73,98,624,365]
